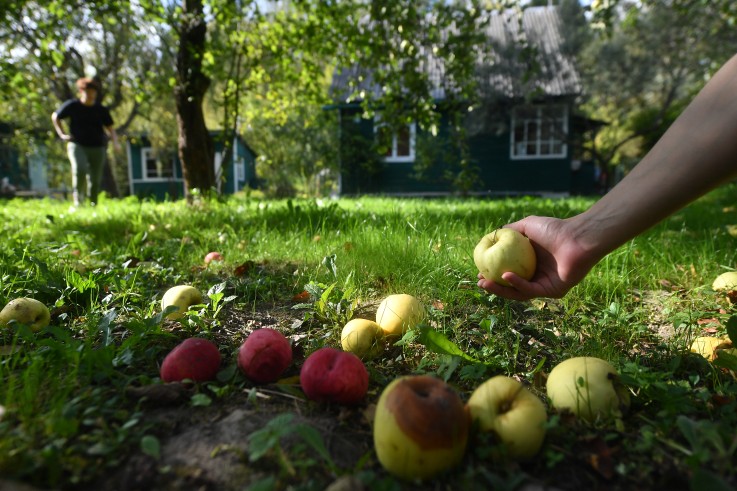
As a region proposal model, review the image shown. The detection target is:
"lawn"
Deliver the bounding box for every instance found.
[1,187,736,491]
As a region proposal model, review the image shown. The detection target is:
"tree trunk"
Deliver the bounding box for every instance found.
[174,0,214,198]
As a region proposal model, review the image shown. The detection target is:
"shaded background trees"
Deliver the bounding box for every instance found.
[1,0,736,198]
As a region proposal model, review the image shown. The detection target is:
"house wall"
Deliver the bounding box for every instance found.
[338,105,576,196]
[127,134,257,200]
[469,131,571,195]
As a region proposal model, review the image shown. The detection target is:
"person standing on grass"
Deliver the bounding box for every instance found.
[51,77,119,207]
[478,53,737,301]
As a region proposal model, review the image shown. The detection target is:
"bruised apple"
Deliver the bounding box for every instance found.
[160,337,221,383]
[161,285,203,320]
[466,375,547,460]
[300,347,368,405]
[473,228,536,287]
[375,294,426,338]
[238,328,293,384]
[341,318,384,359]
[373,375,469,481]
[546,357,630,422]
[0,297,50,332]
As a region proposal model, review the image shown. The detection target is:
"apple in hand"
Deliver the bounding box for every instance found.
[546,357,630,422]
[161,285,203,320]
[341,318,384,359]
[160,337,221,383]
[373,375,469,481]
[375,294,426,338]
[238,328,293,384]
[466,375,547,460]
[300,347,368,405]
[0,298,51,332]
[473,228,536,287]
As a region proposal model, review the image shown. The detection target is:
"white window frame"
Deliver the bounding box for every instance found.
[374,118,416,163]
[140,147,176,181]
[510,104,568,160]
[234,158,246,182]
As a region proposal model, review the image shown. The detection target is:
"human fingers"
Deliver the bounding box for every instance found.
[477,273,541,301]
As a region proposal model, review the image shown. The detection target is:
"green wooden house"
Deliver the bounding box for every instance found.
[126,132,258,200]
[329,6,601,197]
[0,122,23,194]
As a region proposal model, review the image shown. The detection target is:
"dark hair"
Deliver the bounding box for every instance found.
[76,77,100,91]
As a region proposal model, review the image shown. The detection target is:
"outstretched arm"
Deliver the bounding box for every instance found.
[480,53,737,300]
[51,112,70,141]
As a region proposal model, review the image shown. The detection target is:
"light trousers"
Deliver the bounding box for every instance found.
[67,142,106,205]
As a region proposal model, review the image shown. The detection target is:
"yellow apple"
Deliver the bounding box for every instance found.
[546,357,630,422]
[0,298,50,332]
[466,375,547,460]
[161,285,203,320]
[375,294,426,338]
[690,336,732,362]
[712,271,737,303]
[473,228,536,287]
[373,375,469,481]
[341,318,384,359]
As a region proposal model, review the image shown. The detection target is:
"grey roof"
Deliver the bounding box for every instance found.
[330,6,581,103]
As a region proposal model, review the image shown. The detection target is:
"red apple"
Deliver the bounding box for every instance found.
[160,337,221,383]
[300,347,368,405]
[204,251,223,264]
[237,328,293,384]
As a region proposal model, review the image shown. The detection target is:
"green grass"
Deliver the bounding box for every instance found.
[1,186,737,490]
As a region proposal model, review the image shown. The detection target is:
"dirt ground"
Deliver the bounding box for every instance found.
[0,297,701,491]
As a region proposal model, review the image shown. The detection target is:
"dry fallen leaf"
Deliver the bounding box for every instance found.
[292,290,310,302]
[234,260,255,277]
[583,437,615,480]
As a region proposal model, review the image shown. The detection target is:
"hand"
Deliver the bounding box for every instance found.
[59,134,71,141]
[476,216,599,301]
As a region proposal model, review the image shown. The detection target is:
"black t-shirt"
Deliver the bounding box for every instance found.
[55,99,114,147]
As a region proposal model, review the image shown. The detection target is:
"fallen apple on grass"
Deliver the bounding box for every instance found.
[546,356,630,422]
[160,337,221,383]
[204,251,223,265]
[690,336,732,362]
[466,375,547,460]
[161,285,203,320]
[375,293,426,338]
[473,228,536,287]
[712,271,737,304]
[0,297,51,332]
[373,375,469,481]
[238,328,293,384]
[300,347,368,405]
[341,318,384,359]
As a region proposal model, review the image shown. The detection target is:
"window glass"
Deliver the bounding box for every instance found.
[142,148,174,179]
[511,105,567,159]
[374,119,416,162]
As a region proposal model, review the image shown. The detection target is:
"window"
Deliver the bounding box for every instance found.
[234,158,246,182]
[141,147,174,179]
[511,105,568,159]
[375,119,416,163]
